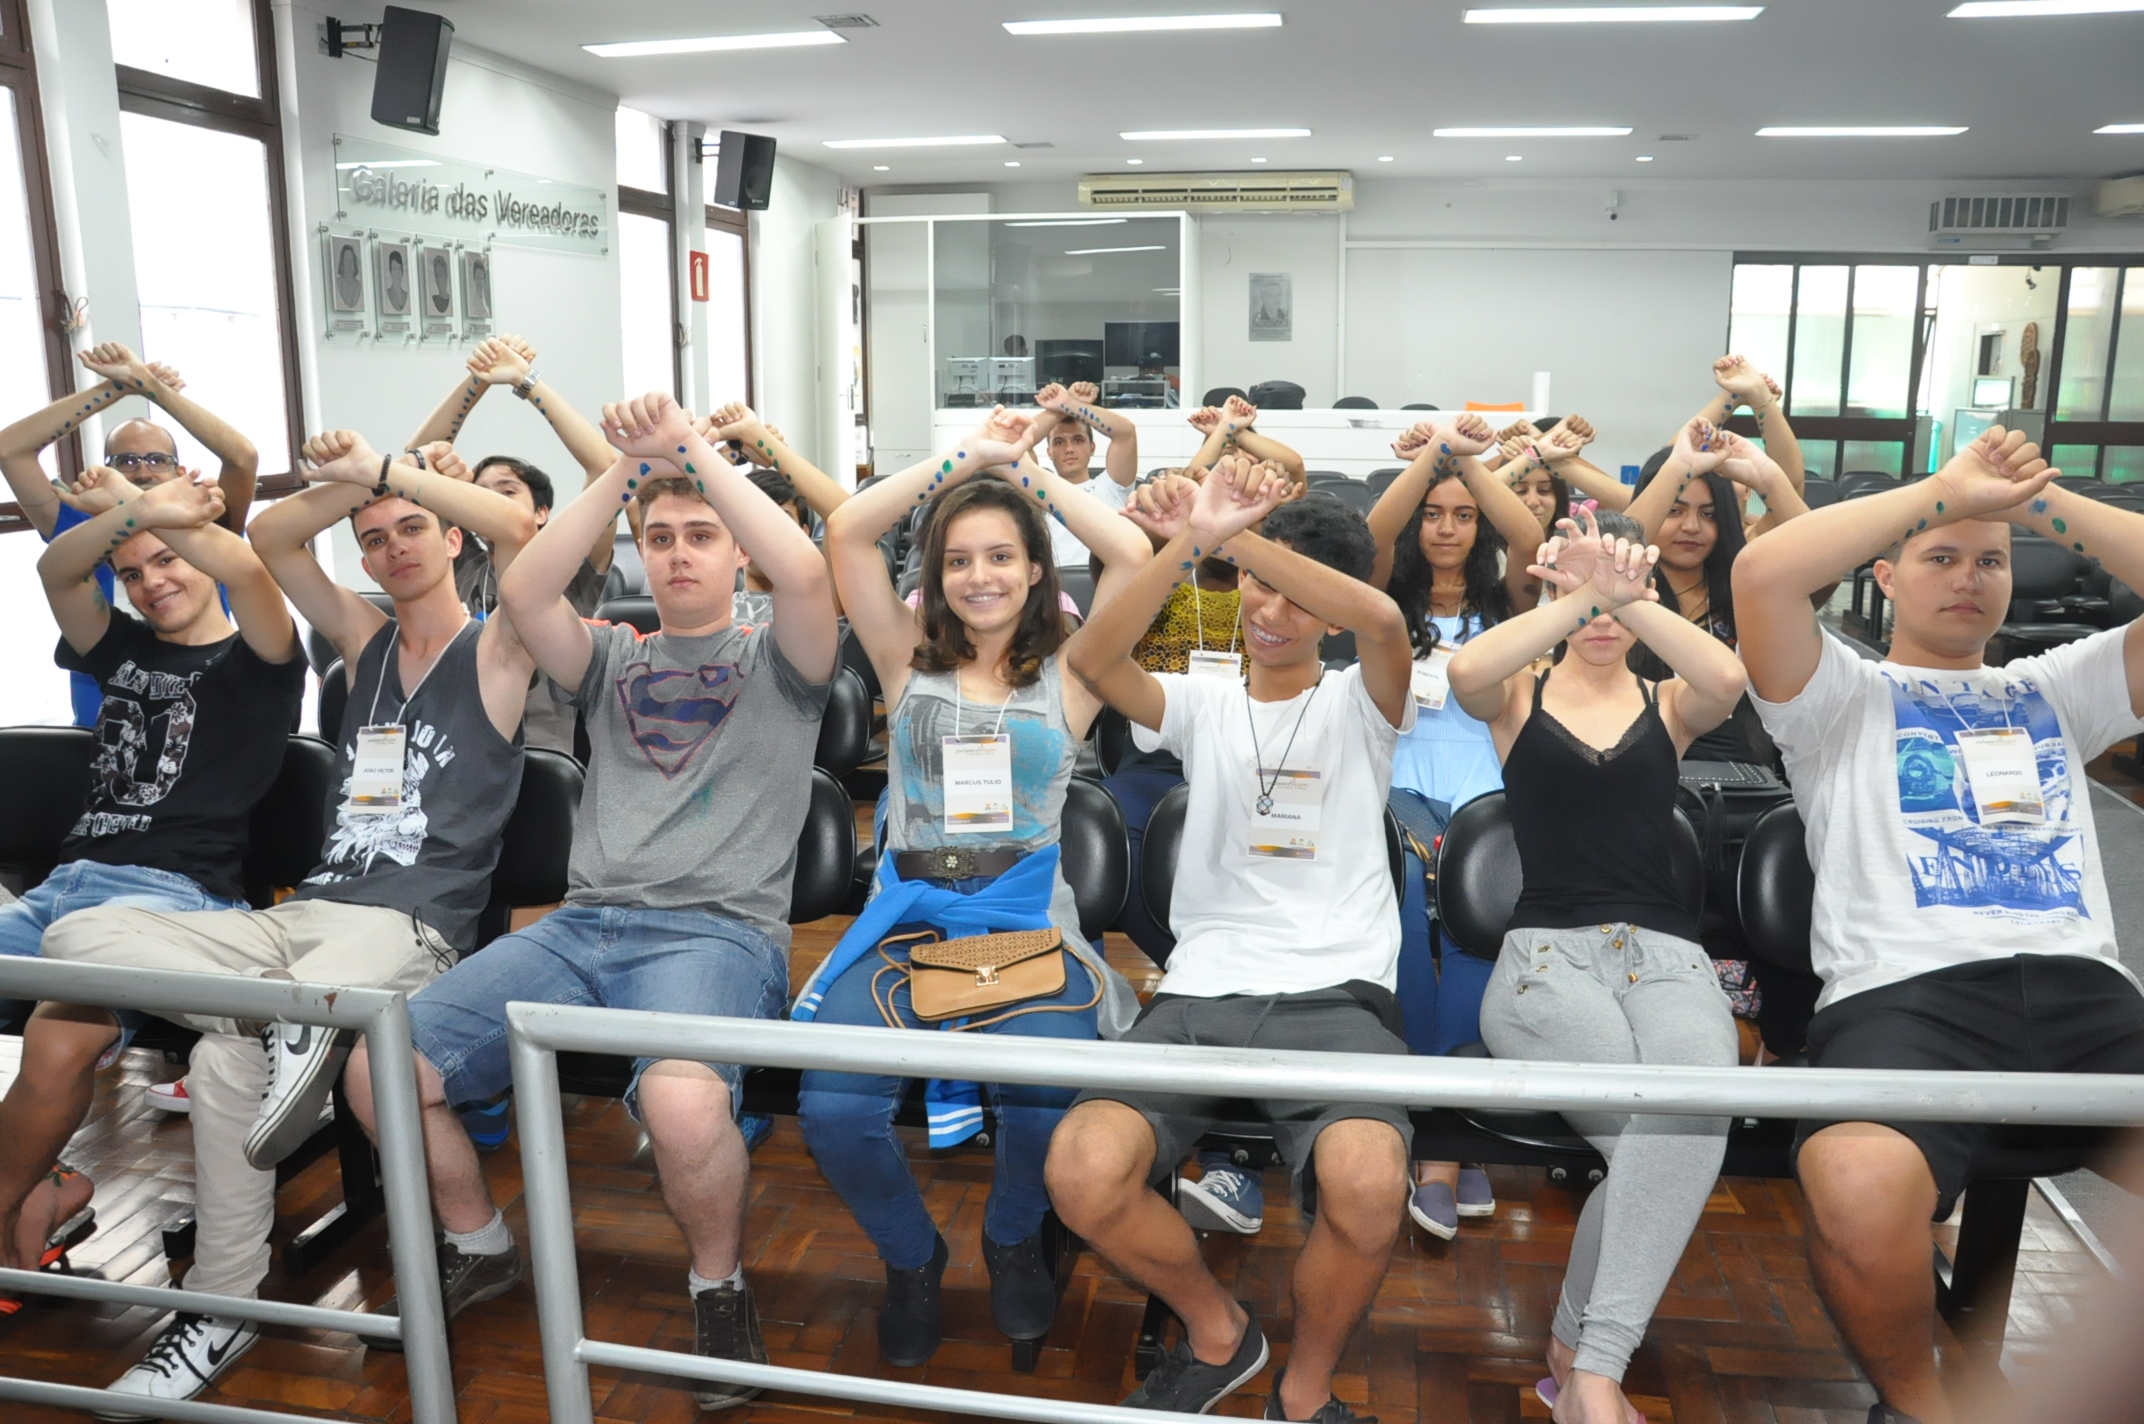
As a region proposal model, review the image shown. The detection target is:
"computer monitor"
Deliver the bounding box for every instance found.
[1036,339,1104,386]
[1104,321,1179,369]
[1971,375,2014,407]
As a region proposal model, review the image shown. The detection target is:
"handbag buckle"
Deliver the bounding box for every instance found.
[935,849,976,880]
[974,964,1000,987]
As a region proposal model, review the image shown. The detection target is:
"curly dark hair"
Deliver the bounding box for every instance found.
[910,478,1067,688]
[1386,470,1512,657]
[1261,493,1376,581]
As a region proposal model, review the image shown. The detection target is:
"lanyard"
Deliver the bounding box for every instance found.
[367,620,469,729]
[1246,673,1323,815]
[952,673,1013,739]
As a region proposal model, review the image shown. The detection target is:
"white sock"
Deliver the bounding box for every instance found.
[688,1264,744,1295]
[444,1210,512,1257]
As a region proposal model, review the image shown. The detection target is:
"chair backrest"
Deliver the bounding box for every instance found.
[1247,380,1305,411]
[243,736,341,907]
[593,595,661,635]
[1320,629,1358,667]
[1315,480,1373,515]
[318,660,349,741]
[1401,402,1438,411]
[483,749,585,936]
[1800,480,1842,510]
[605,531,647,598]
[2113,577,2144,625]
[814,667,873,778]
[0,726,94,890]
[1365,469,1402,498]
[1094,706,1131,777]
[1057,563,1097,619]
[1433,791,1704,957]
[791,767,858,924]
[1060,775,1129,939]
[839,627,882,702]
[1333,396,1378,410]
[2008,535,2087,604]
[1138,781,1400,961]
[2081,484,2141,503]
[1838,471,1901,498]
[1200,386,1247,409]
[1735,803,1814,975]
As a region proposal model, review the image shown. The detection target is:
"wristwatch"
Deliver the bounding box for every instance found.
[512,370,540,401]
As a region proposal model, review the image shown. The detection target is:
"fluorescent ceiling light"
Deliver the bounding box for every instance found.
[1006,218,1127,226]
[584,30,844,57]
[1466,5,1762,19]
[1635,154,1655,160]
[1065,244,1168,255]
[1757,125,1967,137]
[823,134,1007,149]
[1005,160,1022,166]
[1434,126,1632,137]
[1949,1,2144,15]
[1005,12,1282,34]
[1121,128,1310,140]
[1126,157,1145,164]
[1377,154,1395,162]
[2096,122,2144,133]
[873,165,890,171]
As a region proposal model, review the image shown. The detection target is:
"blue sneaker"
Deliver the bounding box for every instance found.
[739,1112,774,1153]
[458,1094,511,1153]
[1456,1165,1496,1219]
[1176,1165,1264,1234]
[1408,1181,1459,1240]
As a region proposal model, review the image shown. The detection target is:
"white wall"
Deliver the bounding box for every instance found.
[279,5,621,588]
[1201,215,1342,406]
[751,154,843,471]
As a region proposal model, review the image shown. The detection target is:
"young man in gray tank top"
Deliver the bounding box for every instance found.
[36,431,538,1414]
[347,390,838,1410]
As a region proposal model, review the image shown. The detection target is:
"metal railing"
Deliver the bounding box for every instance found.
[506,1003,2144,1424]
[0,958,452,1424]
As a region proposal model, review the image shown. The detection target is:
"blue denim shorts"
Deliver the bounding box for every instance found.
[407,903,788,1118]
[0,860,247,1050]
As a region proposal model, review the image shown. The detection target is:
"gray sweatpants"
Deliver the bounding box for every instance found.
[1478,922,1736,1381]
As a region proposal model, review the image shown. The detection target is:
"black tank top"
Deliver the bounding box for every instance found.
[1502,669,1698,943]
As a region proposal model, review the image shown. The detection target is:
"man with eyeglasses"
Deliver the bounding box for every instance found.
[0,342,260,726]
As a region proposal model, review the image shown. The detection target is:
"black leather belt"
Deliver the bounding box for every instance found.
[894,847,1026,883]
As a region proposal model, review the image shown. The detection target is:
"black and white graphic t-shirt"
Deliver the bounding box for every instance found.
[55,618,307,903]
[289,619,524,952]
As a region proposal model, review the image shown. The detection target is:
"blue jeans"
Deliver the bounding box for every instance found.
[798,927,1100,1269]
[1388,790,1494,1058]
[1101,751,1186,965]
[0,860,244,1042]
[407,904,787,1119]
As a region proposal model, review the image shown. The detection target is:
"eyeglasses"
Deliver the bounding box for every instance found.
[107,452,178,473]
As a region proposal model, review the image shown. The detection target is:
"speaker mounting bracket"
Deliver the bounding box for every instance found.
[323,18,382,59]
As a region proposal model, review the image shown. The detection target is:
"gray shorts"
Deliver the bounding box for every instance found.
[1073,984,1414,1194]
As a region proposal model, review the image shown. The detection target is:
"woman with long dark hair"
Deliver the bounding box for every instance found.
[1448,509,1748,1424]
[800,407,1149,1366]
[1364,412,1546,1240]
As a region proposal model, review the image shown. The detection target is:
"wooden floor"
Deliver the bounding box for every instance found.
[0,977,2111,1424]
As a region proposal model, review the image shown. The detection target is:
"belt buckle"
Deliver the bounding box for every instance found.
[935,848,976,880]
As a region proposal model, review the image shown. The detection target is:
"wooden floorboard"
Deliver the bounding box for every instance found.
[0,929,2109,1422]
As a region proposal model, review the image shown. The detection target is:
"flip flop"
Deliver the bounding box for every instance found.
[1536,1378,1559,1409]
[0,1171,98,1318]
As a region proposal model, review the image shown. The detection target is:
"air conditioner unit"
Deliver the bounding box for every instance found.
[1927,192,2068,250]
[2098,176,2144,217]
[1079,170,1354,213]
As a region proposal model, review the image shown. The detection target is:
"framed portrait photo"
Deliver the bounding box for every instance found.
[321,232,367,339]
[417,242,458,340]
[372,236,415,340]
[458,247,493,340]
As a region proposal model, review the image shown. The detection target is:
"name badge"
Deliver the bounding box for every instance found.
[1954,726,2045,825]
[1250,766,1323,860]
[1188,649,1245,681]
[942,734,1014,835]
[348,725,407,815]
[1410,647,1455,711]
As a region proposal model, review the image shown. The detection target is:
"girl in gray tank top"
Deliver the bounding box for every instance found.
[802,417,1151,1365]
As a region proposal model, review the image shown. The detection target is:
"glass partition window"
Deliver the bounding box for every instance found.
[619,211,674,399]
[701,225,748,404]
[1846,265,1918,419]
[616,107,666,194]
[106,0,258,95]
[0,90,48,471]
[1840,439,1905,478]
[1787,266,1848,417]
[2107,269,2144,423]
[932,216,1181,409]
[1726,264,1791,385]
[120,111,289,478]
[2056,267,2118,421]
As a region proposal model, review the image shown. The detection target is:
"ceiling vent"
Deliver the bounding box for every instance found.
[813,13,879,28]
[1928,192,2068,249]
[2098,176,2144,218]
[1079,170,1354,213]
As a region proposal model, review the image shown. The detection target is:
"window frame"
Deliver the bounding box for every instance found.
[113,0,303,494]
[1728,250,2144,481]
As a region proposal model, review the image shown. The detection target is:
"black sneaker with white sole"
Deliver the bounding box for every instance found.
[243,1022,353,1169]
[94,1313,258,1420]
[367,1240,524,1351]
[692,1279,768,1411]
[1120,1304,1268,1413]
[1263,1369,1378,1422]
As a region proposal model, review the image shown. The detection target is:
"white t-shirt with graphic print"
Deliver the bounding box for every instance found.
[1751,628,2144,1011]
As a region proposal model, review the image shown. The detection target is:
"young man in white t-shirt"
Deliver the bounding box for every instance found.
[1025,381,1141,564]
[1051,458,1416,1423]
[1734,426,2144,1424]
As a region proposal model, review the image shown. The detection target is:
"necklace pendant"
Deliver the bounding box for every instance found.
[1256,793,1275,816]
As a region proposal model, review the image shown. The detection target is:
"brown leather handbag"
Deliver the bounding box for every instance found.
[869,926,1100,1030]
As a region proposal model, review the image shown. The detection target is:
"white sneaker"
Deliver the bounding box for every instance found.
[146,1078,191,1114]
[94,1313,258,1419]
[242,1022,351,1169]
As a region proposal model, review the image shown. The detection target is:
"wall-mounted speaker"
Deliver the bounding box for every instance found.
[371,7,454,137]
[712,131,777,212]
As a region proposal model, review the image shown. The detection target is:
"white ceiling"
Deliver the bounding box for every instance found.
[421,0,2144,186]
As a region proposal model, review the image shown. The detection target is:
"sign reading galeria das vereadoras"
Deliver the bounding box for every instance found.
[332,134,609,252]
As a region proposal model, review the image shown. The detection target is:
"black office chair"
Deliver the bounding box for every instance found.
[1246,380,1305,411]
[592,595,660,635]
[1314,480,1373,515]
[243,737,340,909]
[1138,781,1401,969]
[1060,775,1129,941]
[1799,479,1842,510]
[2080,483,2141,503]
[1333,396,1378,410]
[1433,792,1703,1155]
[0,726,95,895]
[473,747,584,948]
[2052,475,2106,495]
[303,592,397,674]
[815,668,874,779]
[1838,471,1902,499]
[1365,468,1402,499]
[1093,706,1132,778]
[1199,387,1247,409]
[1401,403,1439,411]
[1992,536,2101,661]
[1320,629,1358,667]
[602,532,647,600]
[317,660,349,741]
[792,768,861,925]
[1057,564,1097,620]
